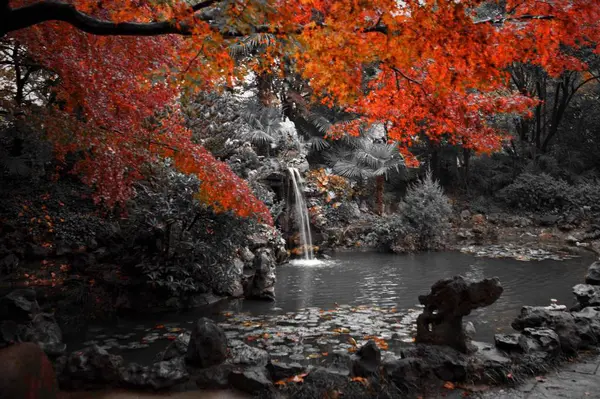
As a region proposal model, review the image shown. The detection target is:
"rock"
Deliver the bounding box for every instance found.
[60,345,124,388]
[0,342,59,399]
[518,328,561,358]
[121,357,189,390]
[470,342,512,382]
[195,364,233,389]
[464,321,476,339]
[494,333,522,352]
[512,306,581,355]
[566,235,579,245]
[460,210,471,220]
[416,276,503,353]
[383,357,434,393]
[228,343,269,367]
[352,340,381,377]
[0,289,40,321]
[572,306,600,345]
[240,247,255,263]
[220,258,245,298]
[266,362,305,381]
[244,248,276,300]
[419,345,468,382]
[572,284,600,310]
[19,313,64,355]
[186,318,228,368]
[304,367,348,387]
[155,332,190,362]
[585,261,600,285]
[228,368,272,395]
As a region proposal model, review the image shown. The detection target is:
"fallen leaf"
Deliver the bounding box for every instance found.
[444,381,456,390]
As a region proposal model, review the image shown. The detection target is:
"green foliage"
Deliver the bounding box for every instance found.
[497,172,573,212]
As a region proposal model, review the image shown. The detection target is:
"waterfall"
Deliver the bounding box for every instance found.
[288,167,314,261]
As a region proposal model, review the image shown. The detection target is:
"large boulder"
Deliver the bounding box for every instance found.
[416,276,503,353]
[19,313,65,356]
[383,357,434,393]
[512,306,581,354]
[186,318,228,368]
[572,306,600,345]
[59,345,124,389]
[0,343,58,399]
[243,248,276,300]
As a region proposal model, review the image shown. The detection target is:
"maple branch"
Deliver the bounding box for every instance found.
[475,14,555,25]
[1,0,222,37]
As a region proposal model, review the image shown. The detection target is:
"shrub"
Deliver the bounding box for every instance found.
[371,172,451,252]
[497,172,573,212]
[121,164,256,298]
[399,171,452,249]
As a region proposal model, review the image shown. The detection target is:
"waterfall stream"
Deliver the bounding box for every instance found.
[288,167,315,262]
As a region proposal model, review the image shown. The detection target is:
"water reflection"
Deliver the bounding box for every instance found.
[240,251,592,341]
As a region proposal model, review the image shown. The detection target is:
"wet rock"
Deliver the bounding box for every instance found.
[244,248,276,300]
[228,343,269,367]
[352,340,381,377]
[512,306,581,355]
[186,318,227,368]
[383,357,434,393]
[228,367,272,395]
[0,289,40,321]
[59,345,124,388]
[494,333,522,352]
[585,261,600,285]
[518,328,561,358]
[572,284,600,310]
[121,357,189,390]
[470,342,511,381]
[267,361,305,381]
[304,367,348,387]
[416,276,503,353]
[0,342,59,399]
[538,215,559,226]
[195,364,233,389]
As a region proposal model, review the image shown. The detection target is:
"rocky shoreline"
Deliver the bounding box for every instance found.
[2,259,600,398]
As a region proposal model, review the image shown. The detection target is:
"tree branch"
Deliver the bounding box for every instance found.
[475,14,555,25]
[1,0,221,37]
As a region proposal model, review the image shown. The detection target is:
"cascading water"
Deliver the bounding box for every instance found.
[288,167,315,262]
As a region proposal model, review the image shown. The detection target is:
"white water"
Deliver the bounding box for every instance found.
[288,167,315,261]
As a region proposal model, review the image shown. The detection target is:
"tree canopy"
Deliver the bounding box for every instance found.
[3,0,599,218]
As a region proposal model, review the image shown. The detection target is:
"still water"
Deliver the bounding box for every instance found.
[237,251,591,340]
[69,251,593,362]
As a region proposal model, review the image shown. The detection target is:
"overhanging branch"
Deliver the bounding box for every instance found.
[1,0,221,37]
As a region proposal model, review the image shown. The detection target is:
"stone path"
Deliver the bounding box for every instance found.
[472,352,600,399]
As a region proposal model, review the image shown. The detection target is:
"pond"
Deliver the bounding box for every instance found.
[68,251,592,365]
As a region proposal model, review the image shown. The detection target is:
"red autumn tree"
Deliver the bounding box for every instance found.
[2,0,599,200]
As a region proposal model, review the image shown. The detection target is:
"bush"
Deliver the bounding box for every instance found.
[497,172,573,212]
[121,164,256,298]
[399,171,452,248]
[372,172,451,252]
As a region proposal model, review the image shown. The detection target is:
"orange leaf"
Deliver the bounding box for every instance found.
[444,381,456,390]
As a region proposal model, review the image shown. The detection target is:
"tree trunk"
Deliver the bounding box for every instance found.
[375,175,384,216]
